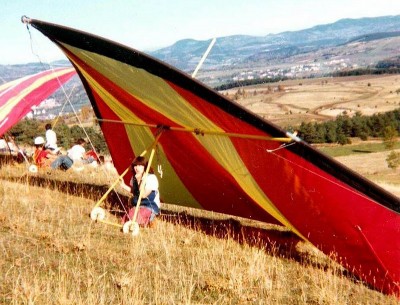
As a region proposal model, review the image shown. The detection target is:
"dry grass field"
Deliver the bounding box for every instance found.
[335,148,400,196]
[1,74,399,304]
[0,163,399,304]
[226,74,400,127]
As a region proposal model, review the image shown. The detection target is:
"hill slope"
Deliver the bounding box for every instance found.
[0,165,398,304]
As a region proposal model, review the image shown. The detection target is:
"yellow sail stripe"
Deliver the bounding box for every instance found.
[0,78,22,93]
[0,68,75,121]
[68,56,201,208]
[63,44,303,236]
[0,73,40,93]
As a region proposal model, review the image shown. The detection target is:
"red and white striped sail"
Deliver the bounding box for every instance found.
[0,67,76,136]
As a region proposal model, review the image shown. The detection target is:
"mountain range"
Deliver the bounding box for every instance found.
[150,15,400,73]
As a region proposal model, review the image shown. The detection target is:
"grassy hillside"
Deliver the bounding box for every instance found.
[0,163,398,304]
[314,139,400,197]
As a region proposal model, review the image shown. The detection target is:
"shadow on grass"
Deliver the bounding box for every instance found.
[6,173,124,205]
[160,209,302,260]
[4,174,302,256]
[2,173,357,283]
[352,149,373,153]
[0,154,21,165]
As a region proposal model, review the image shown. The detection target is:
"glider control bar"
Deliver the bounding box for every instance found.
[96,118,296,143]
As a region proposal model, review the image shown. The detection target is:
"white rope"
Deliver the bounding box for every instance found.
[266,142,297,153]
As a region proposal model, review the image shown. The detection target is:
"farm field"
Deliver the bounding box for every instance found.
[226,74,400,127]
[322,141,400,197]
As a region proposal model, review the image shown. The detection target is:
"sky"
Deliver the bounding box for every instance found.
[2,0,400,65]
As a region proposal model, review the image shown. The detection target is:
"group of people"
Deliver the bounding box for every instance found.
[33,124,97,171]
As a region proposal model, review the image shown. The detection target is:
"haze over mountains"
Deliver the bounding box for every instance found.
[152,16,400,66]
[1,14,400,115]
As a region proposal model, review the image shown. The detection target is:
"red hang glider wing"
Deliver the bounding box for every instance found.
[0,67,76,136]
[26,18,399,296]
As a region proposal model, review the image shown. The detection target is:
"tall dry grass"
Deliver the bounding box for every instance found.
[0,163,399,304]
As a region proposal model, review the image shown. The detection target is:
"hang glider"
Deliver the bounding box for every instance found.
[0,67,76,136]
[23,17,400,296]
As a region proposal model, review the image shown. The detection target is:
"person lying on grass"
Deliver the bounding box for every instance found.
[50,138,95,171]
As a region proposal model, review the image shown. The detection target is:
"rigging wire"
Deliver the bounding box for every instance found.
[265,146,383,204]
[23,22,128,210]
[24,22,99,159]
[0,75,9,84]
[52,83,77,128]
[24,19,46,66]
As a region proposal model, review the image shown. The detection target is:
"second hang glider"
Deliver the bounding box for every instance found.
[0,67,76,136]
[23,17,400,296]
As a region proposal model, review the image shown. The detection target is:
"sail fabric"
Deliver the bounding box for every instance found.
[28,19,399,296]
[0,67,76,136]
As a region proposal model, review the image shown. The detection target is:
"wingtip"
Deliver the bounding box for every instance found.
[21,16,31,24]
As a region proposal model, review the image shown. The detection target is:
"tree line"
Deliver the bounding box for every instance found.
[215,76,289,91]
[295,109,400,145]
[7,107,400,155]
[331,67,400,77]
[215,63,400,91]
